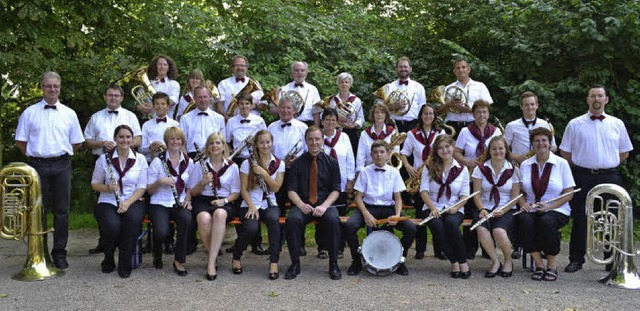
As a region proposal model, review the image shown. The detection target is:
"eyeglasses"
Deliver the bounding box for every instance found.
[42,84,61,89]
[106,94,122,98]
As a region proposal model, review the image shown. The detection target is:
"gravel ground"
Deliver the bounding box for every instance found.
[1,228,638,311]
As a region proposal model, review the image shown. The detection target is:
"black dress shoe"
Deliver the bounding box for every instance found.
[153,256,163,269]
[164,242,174,255]
[205,273,217,281]
[88,246,104,255]
[414,252,424,260]
[173,262,188,276]
[511,248,522,260]
[300,247,307,256]
[396,263,409,276]
[337,249,344,259]
[450,271,461,279]
[329,263,342,280]
[53,257,69,269]
[564,261,583,273]
[435,251,448,261]
[347,260,362,275]
[317,250,328,259]
[269,271,279,280]
[284,262,301,280]
[118,270,131,278]
[251,245,269,256]
[101,259,116,273]
[460,270,472,279]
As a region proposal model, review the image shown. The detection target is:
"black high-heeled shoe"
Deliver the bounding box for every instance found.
[450,271,461,279]
[269,271,279,280]
[484,263,502,278]
[173,262,188,277]
[205,273,217,281]
[232,259,243,275]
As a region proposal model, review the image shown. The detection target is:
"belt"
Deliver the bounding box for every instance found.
[446,121,472,127]
[573,165,618,175]
[29,154,70,163]
[394,120,416,126]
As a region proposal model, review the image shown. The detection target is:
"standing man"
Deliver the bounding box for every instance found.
[560,84,633,273]
[217,55,266,119]
[15,71,85,269]
[376,56,427,133]
[180,86,226,159]
[438,58,493,136]
[272,61,321,127]
[285,126,342,280]
[504,91,556,165]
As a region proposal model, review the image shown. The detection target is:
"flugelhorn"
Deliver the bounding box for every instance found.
[470,194,523,231]
[586,183,640,289]
[284,139,303,163]
[1,162,64,281]
[131,66,156,119]
[419,191,480,226]
[513,188,581,216]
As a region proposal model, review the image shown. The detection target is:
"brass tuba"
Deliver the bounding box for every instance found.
[586,183,640,289]
[130,66,156,119]
[1,162,64,281]
[226,79,262,117]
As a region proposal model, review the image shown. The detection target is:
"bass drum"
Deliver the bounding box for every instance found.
[358,230,404,276]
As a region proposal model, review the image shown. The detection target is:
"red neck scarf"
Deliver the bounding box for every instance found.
[365,125,395,141]
[478,164,514,208]
[262,157,282,197]
[324,130,342,160]
[468,123,496,157]
[412,128,436,161]
[434,165,463,202]
[333,95,356,104]
[207,160,231,190]
[166,152,190,195]
[531,162,553,202]
[109,149,136,194]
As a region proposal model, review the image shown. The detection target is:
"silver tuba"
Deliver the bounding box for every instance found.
[586,183,640,289]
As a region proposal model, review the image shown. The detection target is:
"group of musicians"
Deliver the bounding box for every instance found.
[14,55,633,282]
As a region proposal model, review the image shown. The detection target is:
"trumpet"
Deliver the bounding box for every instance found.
[193,142,217,198]
[102,146,121,207]
[419,191,480,226]
[248,144,275,207]
[130,66,156,119]
[513,188,581,216]
[229,131,257,159]
[470,194,523,231]
[284,139,303,163]
[157,147,182,208]
[226,79,262,117]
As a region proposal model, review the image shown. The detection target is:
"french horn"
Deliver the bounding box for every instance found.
[444,85,468,114]
[373,84,414,117]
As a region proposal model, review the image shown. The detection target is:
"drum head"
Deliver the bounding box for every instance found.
[360,231,403,275]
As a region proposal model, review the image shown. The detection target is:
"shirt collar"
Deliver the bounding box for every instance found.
[522,152,559,167]
[482,159,513,175]
[111,148,136,160]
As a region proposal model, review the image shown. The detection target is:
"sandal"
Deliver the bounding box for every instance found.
[543,268,558,281]
[531,267,545,281]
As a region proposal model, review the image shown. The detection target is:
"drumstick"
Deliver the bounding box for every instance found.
[513,188,581,216]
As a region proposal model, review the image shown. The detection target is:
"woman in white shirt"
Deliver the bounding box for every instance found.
[355,102,399,173]
[91,125,148,278]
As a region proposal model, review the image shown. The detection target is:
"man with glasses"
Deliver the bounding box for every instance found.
[216,55,266,119]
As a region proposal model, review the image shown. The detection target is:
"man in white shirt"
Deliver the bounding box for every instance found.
[437,58,493,136]
[380,56,427,133]
[216,55,266,119]
[180,86,226,159]
[15,71,85,269]
[271,61,321,127]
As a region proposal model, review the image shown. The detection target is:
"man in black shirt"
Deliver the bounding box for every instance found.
[285,126,342,280]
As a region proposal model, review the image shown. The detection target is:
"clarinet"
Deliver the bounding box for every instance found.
[248,144,275,207]
[102,146,121,207]
[194,142,218,199]
[157,147,182,208]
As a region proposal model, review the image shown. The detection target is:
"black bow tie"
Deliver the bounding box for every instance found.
[240,119,250,124]
[236,77,245,83]
[281,122,292,128]
[374,168,386,172]
[157,78,166,83]
[44,105,57,110]
[198,111,208,116]
[522,117,536,127]
[156,117,167,123]
[590,115,605,121]
[294,83,304,88]
[108,110,118,114]
[399,80,409,86]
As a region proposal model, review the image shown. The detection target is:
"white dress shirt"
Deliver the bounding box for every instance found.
[151,77,180,118]
[400,128,446,169]
[174,91,194,120]
[218,76,265,116]
[268,119,308,159]
[419,160,470,212]
[148,152,194,207]
[92,149,148,205]
[504,117,556,156]
[559,112,633,169]
[226,113,267,158]
[139,116,180,162]
[455,126,503,161]
[520,152,575,216]
[15,99,84,157]
[84,107,142,155]
[355,126,399,173]
[319,93,365,128]
[471,160,522,210]
[179,108,226,153]
[383,79,427,121]
[239,155,285,209]
[280,81,321,122]
[355,163,405,206]
[445,79,493,122]
[322,130,355,191]
[187,159,240,197]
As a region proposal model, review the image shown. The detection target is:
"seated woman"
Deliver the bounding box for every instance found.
[420,135,471,279]
[517,127,575,282]
[187,132,240,281]
[471,136,521,278]
[231,130,285,280]
[147,126,195,276]
[91,125,147,278]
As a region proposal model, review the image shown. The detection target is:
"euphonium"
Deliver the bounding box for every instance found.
[1,162,64,281]
[183,79,222,116]
[226,79,262,117]
[586,183,640,289]
[130,66,156,119]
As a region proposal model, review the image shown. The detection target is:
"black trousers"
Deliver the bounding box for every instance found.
[428,212,466,264]
[342,128,359,157]
[463,199,480,257]
[148,204,193,263]
[232,206,281,263]
[517,211,569,256]
[286,206,341,264]
[568,166,622,264]
[30,156,72,259]
[316,193,348,252]
[394,119,417,134]
[445,120,472,139]
[94,201,145,273]
[345,205,416,260]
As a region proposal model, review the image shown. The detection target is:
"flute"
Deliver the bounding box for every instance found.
[194,142,218,199]
[419,191,480,226]
[157,147,182,208]
[102,146,121,207]
[470,194,523,231]
[248,144,276,208]
[513,188,581,216]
